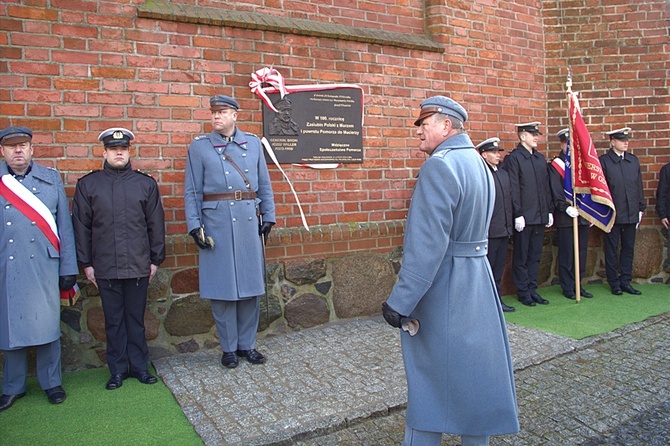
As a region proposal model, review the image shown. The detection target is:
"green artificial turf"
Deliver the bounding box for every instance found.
[0,365,203,446]
[502,283,670,339]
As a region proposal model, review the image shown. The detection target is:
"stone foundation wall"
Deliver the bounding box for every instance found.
[1,224,667,375]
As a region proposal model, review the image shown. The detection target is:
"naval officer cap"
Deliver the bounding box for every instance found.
[475,137,503,153]
[98,127,135,148]
[606,127,631,140]
[210,95,240,111]
[0,126,33,145]
[414,96,468,126]
[516,122,542,135]
[556,128,569,142]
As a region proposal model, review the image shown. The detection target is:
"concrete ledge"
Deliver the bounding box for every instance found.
[137,1,443,52]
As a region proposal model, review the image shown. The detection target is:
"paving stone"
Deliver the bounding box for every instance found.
[153,313,670,445]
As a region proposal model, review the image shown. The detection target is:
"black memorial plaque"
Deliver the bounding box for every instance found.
[262,87,363,164]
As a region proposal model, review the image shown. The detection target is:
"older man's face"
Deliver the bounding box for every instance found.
[1,141,33,175]
[417,115,449,155]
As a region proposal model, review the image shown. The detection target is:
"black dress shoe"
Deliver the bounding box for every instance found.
[562,290,576,300]
[130,370,157,384]
[580,288,593,298]
[518,296,536,306]
[106,373,128,390]
[221,352,239,369]
[531,292,549,305]
[501,303,516,312]
[45,386,66,404]
[611,286,623,295]
[0,392,26,413]
[236,349,267,364]
[621,284,642,295]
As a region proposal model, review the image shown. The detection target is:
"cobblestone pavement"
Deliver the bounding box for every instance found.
[153,314,670,446]
[295,315,670,445]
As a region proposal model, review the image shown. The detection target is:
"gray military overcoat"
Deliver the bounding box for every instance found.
[0,162,78,350]
[184,129,276,300]
[386,134,519,436]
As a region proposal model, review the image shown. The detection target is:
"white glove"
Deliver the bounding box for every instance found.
[546,213,554,228]
[514,216,525,232]
[566,206,579,218]
[637,211,643,229]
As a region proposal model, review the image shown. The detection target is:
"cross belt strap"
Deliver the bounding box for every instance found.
[203,191,258,201]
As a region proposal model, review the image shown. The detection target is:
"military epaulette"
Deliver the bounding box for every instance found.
[194,135,209,141]
[78,170,100,180]
[134,169,156,179]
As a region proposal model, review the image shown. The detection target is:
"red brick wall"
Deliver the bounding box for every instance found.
[1,0,668,269]
[544,0,670,216]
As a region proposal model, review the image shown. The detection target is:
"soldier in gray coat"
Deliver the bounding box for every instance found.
[184,95,276,369]
[382,97,519,446]
[0,126,78,412]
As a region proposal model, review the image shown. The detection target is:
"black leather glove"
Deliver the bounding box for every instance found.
[382,302,404,329]
[189,228,212,250]
[59,275,77,291]
[259,221,274,245]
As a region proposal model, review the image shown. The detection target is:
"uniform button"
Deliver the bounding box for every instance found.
[32,221,36,225]
[248,217,253,221]
[244,169,249,173]
[242,153,247,157]
[8,256,13,260]
[30,238,35,242]
[8,239,13,243]
[475,246,481,252]
[30,254,34,259]
[225,171,230,175]
[230,202,234,206]
[6,222,11,226]
[232,218,237,222]
[4,205,9,209]
[32,187,37,191]
[228,186,233,189]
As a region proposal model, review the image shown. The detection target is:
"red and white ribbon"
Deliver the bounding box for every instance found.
[261,137,310,231]
[249,66,289,113]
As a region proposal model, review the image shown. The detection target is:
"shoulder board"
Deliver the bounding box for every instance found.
[78,170,100,180]
[194,135,209,141]
[134,169,155,179]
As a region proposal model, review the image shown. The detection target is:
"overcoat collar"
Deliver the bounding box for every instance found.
[432,133,475,156]
[516,143,539,158]
[0,161,56,185]
[209,128,248,155]
[605,148,627,164]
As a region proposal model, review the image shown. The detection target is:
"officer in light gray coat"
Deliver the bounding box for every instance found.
[184,95,276,369]
[0,126,78,412]
[382,97,519,446]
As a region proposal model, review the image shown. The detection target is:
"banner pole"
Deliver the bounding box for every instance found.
[566,69,581,303]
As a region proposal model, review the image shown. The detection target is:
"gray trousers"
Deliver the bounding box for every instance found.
[2,339,62,395]
[403,427,489,446]
[210,297,260,352]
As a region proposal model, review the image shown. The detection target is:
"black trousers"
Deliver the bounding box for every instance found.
[557,225,588,294]
[98,277,150,375]
[487,236,509,300]
[512,224,544,298]
[604,223,637,288]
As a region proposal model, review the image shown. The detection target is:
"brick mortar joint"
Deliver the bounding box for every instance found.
[137,1,442,52]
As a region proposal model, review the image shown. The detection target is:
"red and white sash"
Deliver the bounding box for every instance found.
[0,174,78,304]
[551,157,566,179]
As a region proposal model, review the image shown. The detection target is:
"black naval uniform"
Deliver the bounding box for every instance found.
[548,152,589,298]
[502,143,553,304]
[657,162,670,270]
[485,162,513,305]
[73,162,166,376]
[599,149,646,291]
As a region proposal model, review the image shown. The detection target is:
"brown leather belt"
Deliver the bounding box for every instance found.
[203,191,257,201]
